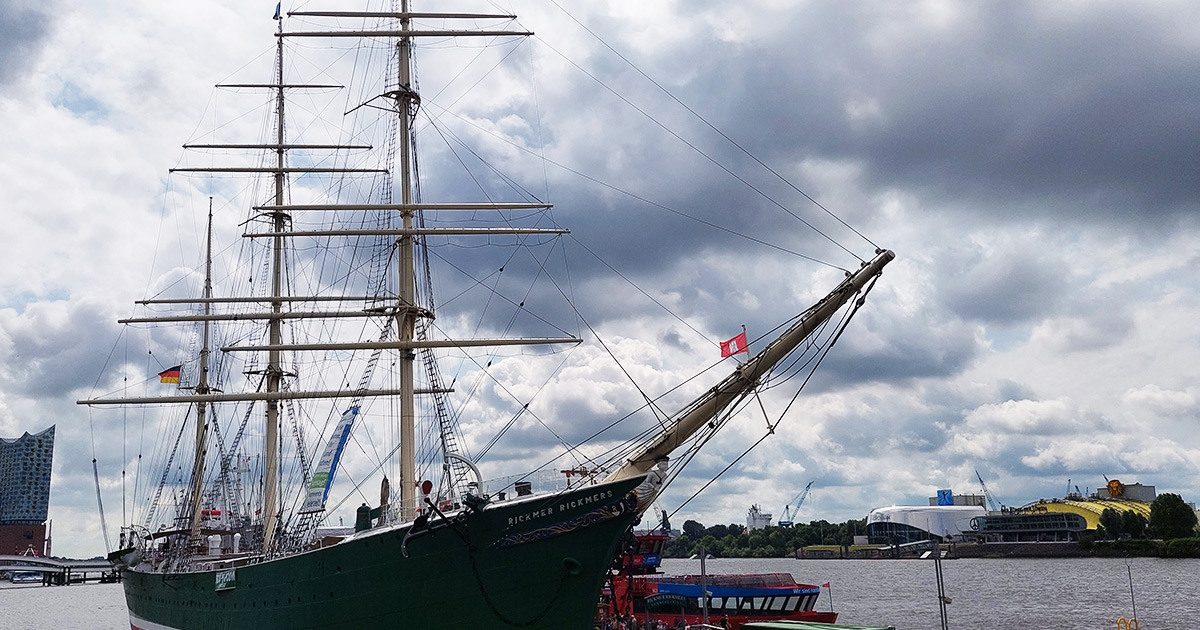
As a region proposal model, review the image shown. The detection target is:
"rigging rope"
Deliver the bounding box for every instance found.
[529,34,863,263]
[426,99,844,271]
[545,0,880,253]
[666,276,880,520]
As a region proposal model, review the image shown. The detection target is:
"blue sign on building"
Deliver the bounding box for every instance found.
[936,489,954,506]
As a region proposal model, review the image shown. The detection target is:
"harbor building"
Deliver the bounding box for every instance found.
[1014,480,1154,531]
[866,480,1158,545]
[969,511,1089,542]
[965,481,1154,542]
[0,425,55,555]
[866,505,986,544]
[927,492,986,508]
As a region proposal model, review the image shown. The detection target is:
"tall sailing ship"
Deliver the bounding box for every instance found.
[79,2,892,629]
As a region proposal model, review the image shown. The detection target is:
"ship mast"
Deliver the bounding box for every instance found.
[608,249,895,483]
[185,201,217,547]
[78,9,553,545]
[270,6,537,523]
[261,14,287,553]
[395,0,418,522]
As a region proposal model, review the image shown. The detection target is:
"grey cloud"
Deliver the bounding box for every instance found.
[0,1,56,85]
[939,244,1066,324]
[0,299,122,398]
[996,379,1036,402]
[620,2,1200,223]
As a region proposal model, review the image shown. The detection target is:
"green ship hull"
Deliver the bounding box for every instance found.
[124,477,644,630]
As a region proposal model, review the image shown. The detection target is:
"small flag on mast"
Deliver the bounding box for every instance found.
[158,365,182,384]
[273,2,281,20]
[720,331,748,358]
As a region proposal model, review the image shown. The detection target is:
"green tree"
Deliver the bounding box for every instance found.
[682,520,705,540]
[721,533,745,557]
[1121,510,1147,539]
[795,524,819,547]
[704,524,731,539]
[1149,493,1199,540]
[1098,508,1124,540]
[663,535,692,558]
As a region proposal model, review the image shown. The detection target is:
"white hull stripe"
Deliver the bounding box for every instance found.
[129,612,184,630]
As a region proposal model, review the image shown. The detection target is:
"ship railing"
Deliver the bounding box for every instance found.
[367,469,590,524]
[482,469,578,500]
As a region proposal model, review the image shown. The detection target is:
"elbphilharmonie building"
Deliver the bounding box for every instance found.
[0,425,55,555]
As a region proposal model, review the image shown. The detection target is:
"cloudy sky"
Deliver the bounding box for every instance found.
[2,0,1199,559]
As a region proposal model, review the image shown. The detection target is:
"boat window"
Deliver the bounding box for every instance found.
[755,597,769,610]
[638,539,661,554]
[768,596,788,611]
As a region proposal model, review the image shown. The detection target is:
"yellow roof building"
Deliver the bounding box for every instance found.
[1029,498,1152,529]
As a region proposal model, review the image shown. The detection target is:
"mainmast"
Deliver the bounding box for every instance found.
[395,0,418,522]
[273,7,536,524]
[261,13,287,553]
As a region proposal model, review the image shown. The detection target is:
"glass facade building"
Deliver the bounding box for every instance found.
[0,425,55,525]
[970,512,1088,542]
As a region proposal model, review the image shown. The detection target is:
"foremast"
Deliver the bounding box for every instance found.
[606,249,895,487]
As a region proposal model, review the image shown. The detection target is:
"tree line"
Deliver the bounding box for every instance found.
[661,494,1198,558]
[1095,493,1198,540]
[662,518,868,558]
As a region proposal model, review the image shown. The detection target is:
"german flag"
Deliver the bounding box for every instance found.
[158,365,182,384]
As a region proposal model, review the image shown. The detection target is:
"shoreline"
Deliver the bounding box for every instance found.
[672,537,1200,561]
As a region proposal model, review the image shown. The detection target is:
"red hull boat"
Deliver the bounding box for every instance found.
[602,533,837,629]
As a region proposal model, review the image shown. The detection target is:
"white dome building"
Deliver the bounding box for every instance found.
[866,505,986,544]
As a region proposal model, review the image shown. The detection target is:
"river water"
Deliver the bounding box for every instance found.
[661,557,1198,630]
[2,557,1195,629]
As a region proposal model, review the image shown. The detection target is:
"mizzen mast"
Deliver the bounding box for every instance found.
[185,202,217,549]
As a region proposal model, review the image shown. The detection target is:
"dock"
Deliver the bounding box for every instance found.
[1,554,119,586]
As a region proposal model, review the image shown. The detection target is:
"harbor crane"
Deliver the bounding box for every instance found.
[975,469,1003,512]
[777,481,814,527]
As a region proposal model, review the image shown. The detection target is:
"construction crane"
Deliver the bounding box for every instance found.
[777,481,814,527]
[975,469,1003,512]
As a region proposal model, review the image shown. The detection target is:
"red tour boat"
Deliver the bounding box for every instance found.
[603,532,837,629]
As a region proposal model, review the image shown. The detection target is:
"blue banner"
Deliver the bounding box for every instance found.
[299,406,359,513]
